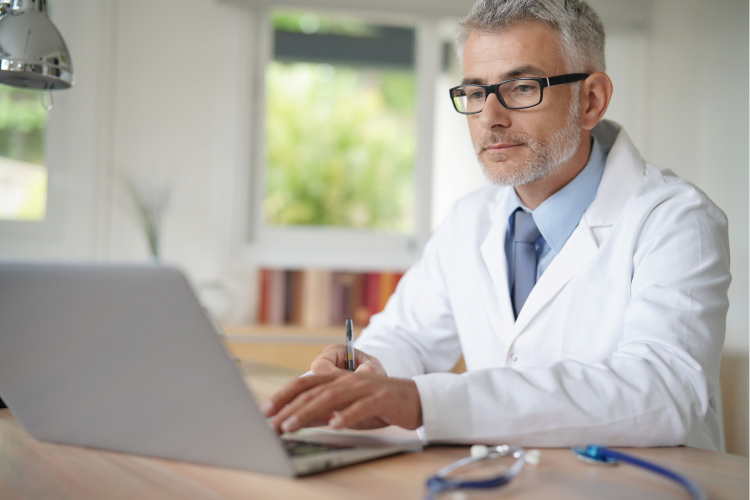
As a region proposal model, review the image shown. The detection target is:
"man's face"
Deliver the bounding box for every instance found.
[462,22,582,186]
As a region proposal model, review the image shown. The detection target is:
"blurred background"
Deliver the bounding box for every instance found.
[0,0,746,455]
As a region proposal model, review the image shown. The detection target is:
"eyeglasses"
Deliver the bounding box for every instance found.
[449,73,589,114]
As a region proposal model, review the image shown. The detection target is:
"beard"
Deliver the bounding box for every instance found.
[474,91,581,186]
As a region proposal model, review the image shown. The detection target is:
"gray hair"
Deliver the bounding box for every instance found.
[456,0,606,73]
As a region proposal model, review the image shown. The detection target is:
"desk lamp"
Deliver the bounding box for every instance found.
[0,0,74,89]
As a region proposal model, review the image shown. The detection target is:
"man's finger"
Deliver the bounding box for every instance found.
[271,383,332,432]
[354,361,382,375]
[275,375,363,433]
[262,373,337,417]
[310,344,347,374]
[327,396,384,429]
[354,349,375,366]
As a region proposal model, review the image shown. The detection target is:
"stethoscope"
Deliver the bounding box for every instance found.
[425,444,706,500]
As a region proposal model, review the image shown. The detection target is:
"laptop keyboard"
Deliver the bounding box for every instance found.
[283,439,355,457]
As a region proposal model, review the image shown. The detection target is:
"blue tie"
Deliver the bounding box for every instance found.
[513,210,542,319]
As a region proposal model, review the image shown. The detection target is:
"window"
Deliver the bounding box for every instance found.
[248,6,445,270]
[0,86,48,221]
[264,10,416,235]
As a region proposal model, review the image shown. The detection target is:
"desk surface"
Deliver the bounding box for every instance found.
[0,362,747,500]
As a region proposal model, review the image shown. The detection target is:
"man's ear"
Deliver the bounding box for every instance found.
[579,72,613,131]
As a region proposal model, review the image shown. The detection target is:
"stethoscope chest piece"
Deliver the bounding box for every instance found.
[572,446,618,466]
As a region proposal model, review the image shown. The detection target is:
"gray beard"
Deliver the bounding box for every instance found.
[474,93,581,186]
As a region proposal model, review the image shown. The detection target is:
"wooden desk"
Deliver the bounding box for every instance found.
[0,362,747,500]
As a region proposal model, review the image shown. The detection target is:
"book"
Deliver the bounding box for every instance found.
[351,273,368,326]
[378,273,396,312]
[330,272,346,327]
[257,268,271,324]
[301,269,332,328]
[258,267,405,328]
[268,269,286,325]
[286,270,304,325]
[364,273,380,320]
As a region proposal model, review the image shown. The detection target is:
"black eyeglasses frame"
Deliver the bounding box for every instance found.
[449,73,590,114]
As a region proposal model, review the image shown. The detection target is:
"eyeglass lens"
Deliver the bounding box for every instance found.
[451,80,542,113]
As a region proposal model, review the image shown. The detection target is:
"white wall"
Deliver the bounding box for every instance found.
[645,0,748,456]
[103,0,258,320]
[0,0,746,455]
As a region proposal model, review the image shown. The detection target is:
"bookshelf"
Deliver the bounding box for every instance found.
[256,267,405,329]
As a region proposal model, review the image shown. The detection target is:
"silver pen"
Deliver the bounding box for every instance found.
[345,318,356,371]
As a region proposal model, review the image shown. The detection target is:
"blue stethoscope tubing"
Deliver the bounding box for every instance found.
[572,445,707,500]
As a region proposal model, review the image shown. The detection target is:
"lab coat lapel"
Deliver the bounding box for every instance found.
[479,191,516,333]
[512,120,645,335]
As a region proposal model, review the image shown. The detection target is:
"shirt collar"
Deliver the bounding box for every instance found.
[501,137,607,253]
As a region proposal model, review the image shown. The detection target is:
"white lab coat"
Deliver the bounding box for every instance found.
[355,120,730,451]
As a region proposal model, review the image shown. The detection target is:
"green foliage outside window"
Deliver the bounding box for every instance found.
[0,86,46,165]
[0,86,47,221]
[272,11,374,37]
[264,62,416,233]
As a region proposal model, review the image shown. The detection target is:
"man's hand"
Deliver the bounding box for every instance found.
[263,372,422,433]
[310,344,387,376]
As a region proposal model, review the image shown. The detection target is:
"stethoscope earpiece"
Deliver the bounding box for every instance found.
[470,444,490,459]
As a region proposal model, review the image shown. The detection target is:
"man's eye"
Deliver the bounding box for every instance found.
[469,90,485,101]
[514,85,536,94]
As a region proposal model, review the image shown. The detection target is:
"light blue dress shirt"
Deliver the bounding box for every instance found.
[503,137,607,291]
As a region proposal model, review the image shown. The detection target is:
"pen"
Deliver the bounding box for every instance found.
[345,318,356,371]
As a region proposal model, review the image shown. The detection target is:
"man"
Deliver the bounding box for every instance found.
[264,0,731,451]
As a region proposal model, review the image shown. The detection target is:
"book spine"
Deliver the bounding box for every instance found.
[365,273,380,323]
[258,268,271,324]
[378,272,395,313]
[284,270,293,324]
[330,272,344,327]
[340,272,354,325]
[352,273,367,326]
[268,269,286,326]
[288,270,304,325]
[301,269,333,328]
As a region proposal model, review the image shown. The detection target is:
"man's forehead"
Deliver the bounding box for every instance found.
[461,64,546,85]
[461,23,565,83]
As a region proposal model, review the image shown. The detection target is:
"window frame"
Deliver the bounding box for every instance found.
[245,5,442,271]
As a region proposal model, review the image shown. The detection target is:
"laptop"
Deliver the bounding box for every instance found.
[0,261,422,476]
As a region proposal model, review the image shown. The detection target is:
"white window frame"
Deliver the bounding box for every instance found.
[243,3,445,271]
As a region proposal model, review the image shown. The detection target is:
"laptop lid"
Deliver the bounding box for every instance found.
[0,262,304,475]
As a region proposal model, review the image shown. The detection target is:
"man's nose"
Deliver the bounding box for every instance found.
[479,92,511,130]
